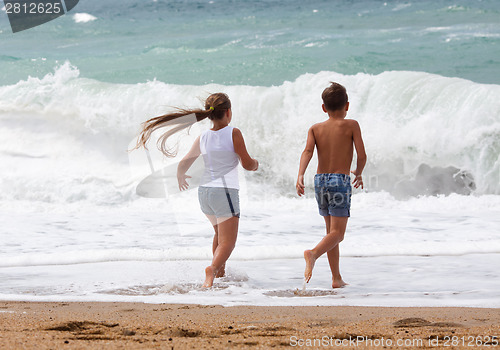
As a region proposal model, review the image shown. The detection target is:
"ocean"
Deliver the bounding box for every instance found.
[0,0,499,307]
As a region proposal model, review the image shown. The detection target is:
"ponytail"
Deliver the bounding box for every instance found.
[134,92,231,157]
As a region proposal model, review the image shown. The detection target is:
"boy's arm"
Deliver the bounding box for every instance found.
[351,121,367,189]
[177,136,201,191]
[296,127,316,196]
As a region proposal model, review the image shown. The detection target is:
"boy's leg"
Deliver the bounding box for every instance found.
[304,216,348,283]
[327,246,347,288]
[203,216,239,288]
[323,217,347,288]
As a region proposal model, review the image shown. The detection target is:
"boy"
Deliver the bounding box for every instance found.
[296,82,366,288]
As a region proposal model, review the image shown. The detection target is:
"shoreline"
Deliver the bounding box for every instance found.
[1,301,499,349]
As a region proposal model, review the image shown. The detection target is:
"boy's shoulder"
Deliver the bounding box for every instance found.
[310,118,358,131]
[344,118,360,128]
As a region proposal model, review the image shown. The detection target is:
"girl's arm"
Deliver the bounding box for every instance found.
[232,128,258,171]
[296,126,316,196]
[177,136,201,190]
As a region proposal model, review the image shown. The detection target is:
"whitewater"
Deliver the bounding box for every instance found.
[0,63,499,306]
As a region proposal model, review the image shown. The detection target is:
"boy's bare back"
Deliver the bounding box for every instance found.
[311,118,362,175]
[296,82,366,196]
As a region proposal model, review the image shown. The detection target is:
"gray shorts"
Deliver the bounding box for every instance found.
[198,186,240,218]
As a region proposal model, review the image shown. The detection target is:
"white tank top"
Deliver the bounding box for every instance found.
[199,125,239,189]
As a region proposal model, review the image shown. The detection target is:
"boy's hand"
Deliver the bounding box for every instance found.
[296,175,305,196]
[177,173,192,191]
[351,171,363,189]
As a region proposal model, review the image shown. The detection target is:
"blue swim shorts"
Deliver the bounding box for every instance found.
[198,186,240,218]
[314,173,351,217]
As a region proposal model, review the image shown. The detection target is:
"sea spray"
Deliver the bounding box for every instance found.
[1,63,499,208]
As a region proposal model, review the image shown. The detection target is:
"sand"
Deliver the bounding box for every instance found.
[0,301,499,349]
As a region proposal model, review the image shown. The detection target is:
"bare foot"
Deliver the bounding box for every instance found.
[332,278,348,288]
[304,250,316,283]
[216,264,225,278]
[202,266,215,288]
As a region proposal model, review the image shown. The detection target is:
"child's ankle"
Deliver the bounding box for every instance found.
[310,249,321,259]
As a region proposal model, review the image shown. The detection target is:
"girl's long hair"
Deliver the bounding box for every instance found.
[134,92,231,157]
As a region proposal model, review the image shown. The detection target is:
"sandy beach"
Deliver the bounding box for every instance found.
[0,302,498,349]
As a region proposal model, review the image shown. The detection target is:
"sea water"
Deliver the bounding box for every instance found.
[0,0,499,307]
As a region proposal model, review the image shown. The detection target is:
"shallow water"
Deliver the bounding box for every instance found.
[1,194,499,306]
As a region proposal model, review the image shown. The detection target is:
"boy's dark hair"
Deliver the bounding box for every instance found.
[322,82,348,111]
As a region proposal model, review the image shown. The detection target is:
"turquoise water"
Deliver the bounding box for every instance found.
[1,0,500,85]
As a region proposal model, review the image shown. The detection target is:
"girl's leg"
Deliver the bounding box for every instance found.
[203,216,239,288]
[211,226,227,278]
[205,214,226,278]
[304,216,348,283]
[205,214,218,227]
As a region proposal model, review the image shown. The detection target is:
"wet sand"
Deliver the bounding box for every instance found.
[0,301,499,349]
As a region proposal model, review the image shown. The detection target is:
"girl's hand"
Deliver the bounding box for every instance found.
[296,175,305,196]
[351,171,364,189]
[252,159,259,171]
[178,173,192,191]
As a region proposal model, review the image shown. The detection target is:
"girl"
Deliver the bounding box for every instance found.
[136,93,258,288]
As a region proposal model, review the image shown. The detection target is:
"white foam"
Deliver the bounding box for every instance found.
[73,13,97,23]
[392,3,412,11]
[0,192,499,265]
[0,63,499,210]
